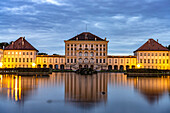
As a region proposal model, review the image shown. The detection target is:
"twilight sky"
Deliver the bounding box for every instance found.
[0,0,170,55]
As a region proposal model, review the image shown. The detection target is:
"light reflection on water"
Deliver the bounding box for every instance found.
[0,73,170,113]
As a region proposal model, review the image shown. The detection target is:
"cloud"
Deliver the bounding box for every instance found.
[0,5,39,15]
[30,0,68,6]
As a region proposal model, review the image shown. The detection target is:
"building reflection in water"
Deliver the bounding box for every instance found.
[64,73,108,107]
[0,73,170,105]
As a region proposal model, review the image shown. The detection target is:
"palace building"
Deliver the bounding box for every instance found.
[64,32,109,71]
[0,32,169,70]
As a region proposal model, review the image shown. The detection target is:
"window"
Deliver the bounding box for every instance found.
[100,44,102,47]
[15,58,17,62]
[155,53,157,56]
[152,59,154,63]
[84,58,88,63]
[8,58,10,62]
[85,44,87,47]
[103,59,105,63]
[115,59,117,63]
[163,60,165,64]
[159,59,161,63]
[71,44,73,46]
[79,52,82,56]
[12,58,14,62]
[109,59,111,63]
[163,53,165,56]
[167,59,169,64]
[96,59,98,63]
[19,52,21,55]
[90,52,94,56]
[27,58,29,62]
[19,58,21,62]
[67,44,69,46]
[30,58,32,62]
[23,58,25,62]
[167,53,169,56]
[148,53,150,56]
[16,52,18,54]
[61,59,63,63]
[85,52,88,56]
[140,59,142,63]
[148,59,150,63]
[67,48,69,50]
[71,59,73,63]
[159,53,161,56]
[96,44,98,47]
[91,44,93,47]
[100,59,102,63]
[67,59,69,63]
[30,52,32,55]
[144,53,146,56]
[79,58,82,63]
[103,53,105,56]
[96,53,98,56]
[27,52,29,55]
[74,59,76,63]
[140,53,142,56]
[152,53,154,56]
[155,59,157,64]
[144,59,146,63]
[80,44,82,47]
[23,52,25,55]
[121,59,123,63]
[55,59,57,63]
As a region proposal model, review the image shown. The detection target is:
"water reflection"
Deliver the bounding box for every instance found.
[0,73,170,106]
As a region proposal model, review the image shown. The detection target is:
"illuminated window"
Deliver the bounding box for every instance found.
[12,52,14,54]
[8,52,10,55]
[140,59,142,63]
[19,52,21,55]
[163,60,165,64]
[144,59,146,63]
[159,59,161,63]
[16,52,18,54]
[152,59,154,63]
[148,59,150,63]
[8,58,10,62]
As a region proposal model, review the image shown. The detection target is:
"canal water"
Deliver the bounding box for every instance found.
[0,73,170,113]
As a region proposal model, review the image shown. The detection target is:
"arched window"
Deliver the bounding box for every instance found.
[79,58,82,63]
[85,52,88,56]
[90,58,94,63]
[90,52,94,56]
[84,58,88,63]
[79,52,82,56]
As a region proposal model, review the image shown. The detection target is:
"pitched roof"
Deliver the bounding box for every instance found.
[68,32,106,41]
[134,39,169,52]
[4,37,38,52]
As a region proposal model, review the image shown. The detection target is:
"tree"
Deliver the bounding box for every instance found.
[166,45,170,50]
[0,42,9,49]
[53,54,59,55]
[38,53,48,55]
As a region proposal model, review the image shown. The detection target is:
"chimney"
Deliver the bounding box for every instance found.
[12,41,14,45]
[76,37,78,41]
[157,39,158,42]
[148,39,150,43]
[95,37,97,41]
[105,37,106,41]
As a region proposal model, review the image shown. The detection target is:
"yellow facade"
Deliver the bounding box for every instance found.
[135,51,170,69]
[36,55,65,69]
[108,56,137,70]
[3,50,37,68]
